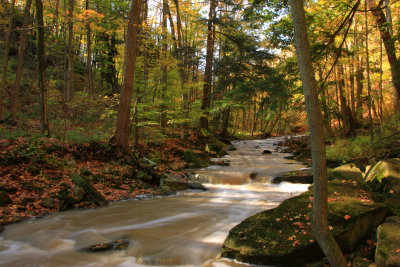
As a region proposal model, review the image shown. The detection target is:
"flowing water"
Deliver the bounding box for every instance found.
[0,137,310,267]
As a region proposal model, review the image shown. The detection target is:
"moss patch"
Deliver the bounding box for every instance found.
[222,179,389,266]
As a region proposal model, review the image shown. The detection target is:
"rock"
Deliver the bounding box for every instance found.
[66,159,77,166]
[272,169,313,184]
[159,185,176,196]
[182,149,210,168]
[210,159,230,166]
[71,174,108,206]
[72,186,86,201]
[330,163,364,181]
[188,181,208,191]
[284,156,295,160]
[164,180,189,191]
[27,165,41,175]
[221,180,389,267]
[80,167,92,176]
[0,191,12,206]
[227,145,237,151]
[365,159,400,199]
[137,256,181,265]
[262,150,272,154]
[41,198,55,208]
[375,216,400,267]
[352,257,374,267]
[81,238,130,253]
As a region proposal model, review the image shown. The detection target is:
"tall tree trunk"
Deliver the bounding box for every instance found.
[86,0,94,96]
[199,0,217,131]
[365,0,374,140]
[367,0,400,110]
[53,0,60,36]
[35,0,50,136]
[288,1,347,266]
[8,0,33,125]
[0,0,16,120]
[160,0,168,131]
[110,0,143,152]
[65,0,75,102]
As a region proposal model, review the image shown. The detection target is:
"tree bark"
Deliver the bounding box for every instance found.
[365,0,374,140]
[35,0,50,136]
[160,0,168,131]
[110,0,143,153]
[199,0,217,131]
[0,0,16,120]
[86,0,94,96]
[65,0,75,102]
[367,0,400,110]
[288,1,347,266]
[8,0,33,125]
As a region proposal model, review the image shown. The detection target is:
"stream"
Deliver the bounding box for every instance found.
[0,137,310,267]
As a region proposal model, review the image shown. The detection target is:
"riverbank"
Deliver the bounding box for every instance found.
[0,132,225,229]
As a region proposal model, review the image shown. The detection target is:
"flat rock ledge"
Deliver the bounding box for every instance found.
[221,180,390,267]
[272,169,313,184]
[375,216,400,267]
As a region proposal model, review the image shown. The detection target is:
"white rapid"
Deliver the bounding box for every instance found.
[0,137,310,267]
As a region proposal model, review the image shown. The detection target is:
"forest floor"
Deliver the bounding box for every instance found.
[0,128,218,229]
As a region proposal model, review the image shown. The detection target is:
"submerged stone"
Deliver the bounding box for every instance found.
[81,238,129,253]
[221,180,389,267]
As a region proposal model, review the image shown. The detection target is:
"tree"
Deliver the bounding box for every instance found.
[8,0,33,125]
[199,0,217,131]
[65,0,75,102]
[0,0,16,120]
[110,0,143,153]
[288,1,347,266]
[367,0,400,110]
[35,0,50,136]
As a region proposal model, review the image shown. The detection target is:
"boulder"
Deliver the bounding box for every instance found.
[210,159,230,166]
[41,198,55,209]
[222,180,389,267]
[227,145,237,151]
[330,163,364,181]
[0,191,11,206]
[272,169,313,184]
[188,181,208,191]
[71,174,108,206]
[182,149,209,168]
[159,185,176,196]
[81,238,130,253]
[262,150,272,155]
[164,180,189,191]
[365,159,400,198]
[375,216,400,267]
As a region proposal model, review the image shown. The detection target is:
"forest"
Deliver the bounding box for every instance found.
[0,0,400,266]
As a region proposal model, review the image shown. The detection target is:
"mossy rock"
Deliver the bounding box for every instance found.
[159,185,176,196]
[182,149,209,168]
[375,216,400,267]
[164,180,189,191]
[365,159,400,198]
[330,163,364,181]
[272,169,313,184]
[0,191,11,206]
[222,180,389,267]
